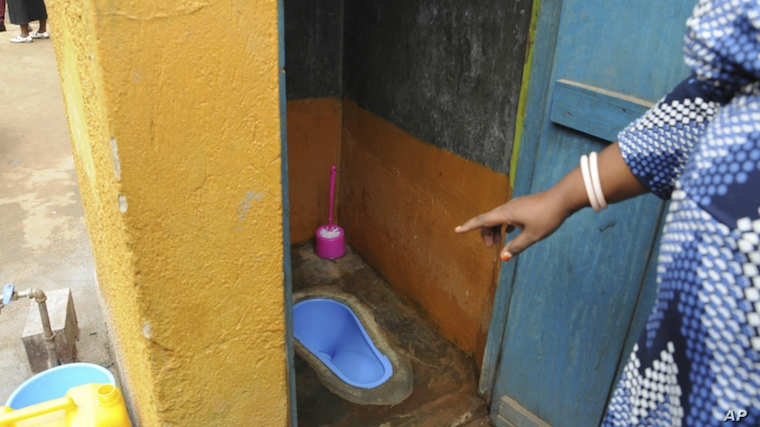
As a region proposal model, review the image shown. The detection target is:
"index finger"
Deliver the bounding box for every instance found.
[455,210,502,234]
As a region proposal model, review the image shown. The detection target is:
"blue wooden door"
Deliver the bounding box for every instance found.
[483,1,696,426]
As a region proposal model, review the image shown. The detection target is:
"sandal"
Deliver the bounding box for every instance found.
[30,32,49,39]
[10,35,32,43]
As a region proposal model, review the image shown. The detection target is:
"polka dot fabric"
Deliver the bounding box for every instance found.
[605,343,684,426]
[618,80,720,199]
[679,83,760,225]
[685,0,760,101]
[604,197,760,426]
[604,1,760,425]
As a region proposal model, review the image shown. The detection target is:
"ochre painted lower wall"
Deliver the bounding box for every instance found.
[48,0,290,425]
[287,98,342,244]
[340,99,511,365]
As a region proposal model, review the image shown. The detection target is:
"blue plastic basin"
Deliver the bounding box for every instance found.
[6,363,116,409]
[293,298,393,389]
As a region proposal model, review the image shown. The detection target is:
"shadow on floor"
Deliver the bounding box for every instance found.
[292,242,489,427]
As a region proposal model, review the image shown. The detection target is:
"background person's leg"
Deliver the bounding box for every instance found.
[0,0,6,31]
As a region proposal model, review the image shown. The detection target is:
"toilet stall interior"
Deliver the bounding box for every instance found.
[284,0,533,423]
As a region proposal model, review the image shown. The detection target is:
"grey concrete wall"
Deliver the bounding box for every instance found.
[284,0,344,100]
[343,0,533,174]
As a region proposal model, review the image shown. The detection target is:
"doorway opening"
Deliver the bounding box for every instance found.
[283,0,533,425]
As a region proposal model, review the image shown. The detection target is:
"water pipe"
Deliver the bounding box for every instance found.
[1,284,59,370]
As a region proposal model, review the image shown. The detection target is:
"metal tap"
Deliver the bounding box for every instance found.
[2,284,60,369]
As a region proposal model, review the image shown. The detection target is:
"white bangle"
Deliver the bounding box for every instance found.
[589,152,608,210]
[580,154,601,212]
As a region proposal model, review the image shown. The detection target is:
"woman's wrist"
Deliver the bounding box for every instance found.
[548,167,591,218]
[548,143,647,217]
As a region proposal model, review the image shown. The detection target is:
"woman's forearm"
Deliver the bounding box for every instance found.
[549,142,649,217]
[455,142,650,259]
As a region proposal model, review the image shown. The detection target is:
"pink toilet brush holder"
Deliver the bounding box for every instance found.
[315,225,345,259]
[315,165,346,259]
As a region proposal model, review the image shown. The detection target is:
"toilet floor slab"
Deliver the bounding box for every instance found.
[291,242,489,427]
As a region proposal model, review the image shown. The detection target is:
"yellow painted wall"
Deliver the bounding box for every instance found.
[47,0,290,425]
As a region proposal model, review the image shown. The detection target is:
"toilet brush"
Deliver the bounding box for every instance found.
[315,165,346,259]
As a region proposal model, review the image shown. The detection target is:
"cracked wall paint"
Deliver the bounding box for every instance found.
[110,138,121,181]
[47,0,289,425]
[238,190,264,222]
[118,195,128,213]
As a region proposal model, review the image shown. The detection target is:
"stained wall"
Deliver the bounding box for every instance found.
[343,0,532,174]
[340,0,531,363]
[340,100,511,360]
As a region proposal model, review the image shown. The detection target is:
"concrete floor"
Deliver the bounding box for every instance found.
[292,243,492,427]
[0,20,114,403]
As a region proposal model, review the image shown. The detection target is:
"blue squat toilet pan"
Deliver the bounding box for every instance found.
[293,298,393,388]
[292,289,412,405]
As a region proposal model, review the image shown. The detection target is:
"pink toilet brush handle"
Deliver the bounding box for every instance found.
[328,165,336,227]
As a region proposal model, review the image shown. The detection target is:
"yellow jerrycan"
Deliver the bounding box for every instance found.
[0,383,130,427]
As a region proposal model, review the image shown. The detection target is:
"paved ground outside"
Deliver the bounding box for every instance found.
[0,18,114,403]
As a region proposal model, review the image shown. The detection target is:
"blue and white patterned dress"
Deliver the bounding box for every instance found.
[602,0,760,425]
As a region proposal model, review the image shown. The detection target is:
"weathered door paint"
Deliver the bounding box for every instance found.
[482,0,695,426]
